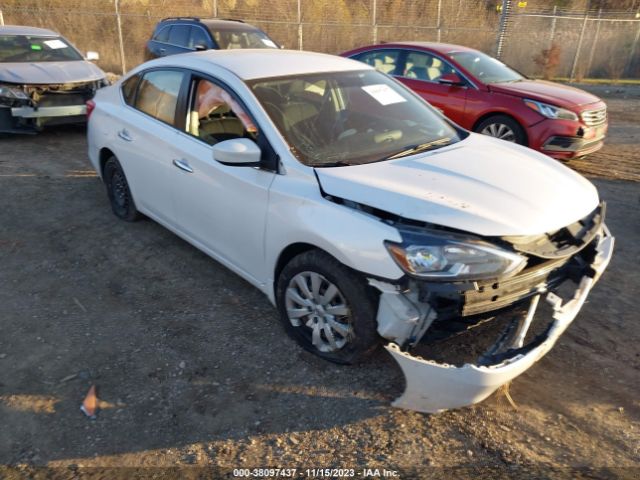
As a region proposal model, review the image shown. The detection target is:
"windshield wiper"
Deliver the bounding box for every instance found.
[313,160,353,168]
[386,137,453,160]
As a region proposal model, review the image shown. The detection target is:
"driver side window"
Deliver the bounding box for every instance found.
[186,78,257,146]
[403,52,457,82]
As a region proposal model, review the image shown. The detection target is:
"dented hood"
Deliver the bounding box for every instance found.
[0,60,105,85]
[315,134,599,236]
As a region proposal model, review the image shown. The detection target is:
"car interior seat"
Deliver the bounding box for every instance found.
[227,33,243,49]
[428,57,443,81]
[374,54,396,74]
[406,54,428,80]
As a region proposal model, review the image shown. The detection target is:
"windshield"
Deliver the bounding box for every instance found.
[0,35,84,63]
[211,29,278,49]
[449,51,522,84]
[249,70,464,167]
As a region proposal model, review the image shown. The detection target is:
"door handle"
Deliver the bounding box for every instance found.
[117,129,133,142]
[159,48,166,53]
[172,158,193,173]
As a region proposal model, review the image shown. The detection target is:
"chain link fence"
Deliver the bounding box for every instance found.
[1,0,639,81]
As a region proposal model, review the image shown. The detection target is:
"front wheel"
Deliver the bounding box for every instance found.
[475,115,527,145]
[276,250,380,364]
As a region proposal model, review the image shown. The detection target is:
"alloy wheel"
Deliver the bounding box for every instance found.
[481,122,517,142]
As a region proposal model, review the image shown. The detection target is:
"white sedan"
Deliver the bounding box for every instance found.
[87,50,614,413]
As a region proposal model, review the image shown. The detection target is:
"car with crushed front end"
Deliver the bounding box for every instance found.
[87,49,614,413]
[0,25,108,134]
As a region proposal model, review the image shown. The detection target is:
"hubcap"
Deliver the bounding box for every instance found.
[285,271,353,353]
[481,122,516,142]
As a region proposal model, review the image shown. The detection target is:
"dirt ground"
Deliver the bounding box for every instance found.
[0,85,639,479]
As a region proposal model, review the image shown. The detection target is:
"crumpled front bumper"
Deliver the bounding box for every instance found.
[384,225,614,413]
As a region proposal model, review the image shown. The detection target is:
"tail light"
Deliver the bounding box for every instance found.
[86,99,96,120]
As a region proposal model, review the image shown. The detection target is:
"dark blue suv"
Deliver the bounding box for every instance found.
[144,17,279,60]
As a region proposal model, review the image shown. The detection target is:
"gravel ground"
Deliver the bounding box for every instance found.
[0,87,638,479]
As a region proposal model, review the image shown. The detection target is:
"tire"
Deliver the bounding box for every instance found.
[276,250,380,364]
[475,115,527,146]
[103,156,141,222]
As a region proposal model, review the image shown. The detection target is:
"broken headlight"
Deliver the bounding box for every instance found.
[0,85,29,101]
[385,229,526,281]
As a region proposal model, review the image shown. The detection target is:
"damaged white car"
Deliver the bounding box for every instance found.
[87,50,614,413]
[0,25,108,133]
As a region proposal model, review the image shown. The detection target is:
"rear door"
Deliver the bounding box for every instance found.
[146,24,171,59]
[148,24,193,58]
[114,68,189,226]
[396,50,468,124]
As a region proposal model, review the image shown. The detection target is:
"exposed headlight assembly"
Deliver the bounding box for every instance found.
[0,85,29,101]
[385,229,527,281]
[524,98,578,121]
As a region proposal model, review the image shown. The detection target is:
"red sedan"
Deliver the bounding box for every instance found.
[342,42,607,160]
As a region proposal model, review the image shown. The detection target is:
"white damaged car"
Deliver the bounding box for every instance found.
[0,25,107,133]
[87,50,614,413]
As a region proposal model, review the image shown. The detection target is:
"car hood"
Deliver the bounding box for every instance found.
[489,79,601,109]
[314,134,599,237]
[0,60,105,85]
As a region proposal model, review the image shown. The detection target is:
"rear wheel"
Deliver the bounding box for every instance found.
[103,156,141,222]
[475,115,526,145]
[276,250,380,364]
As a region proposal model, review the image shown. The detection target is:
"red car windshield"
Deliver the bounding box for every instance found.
[449,51,522,84]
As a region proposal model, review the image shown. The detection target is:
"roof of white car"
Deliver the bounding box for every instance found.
[0,25,59,36]
[151,49,372,80]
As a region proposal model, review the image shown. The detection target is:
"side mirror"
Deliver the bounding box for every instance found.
[194,43,208,51]
[213,138,261,167]
[86,51,100,61]
[438,73,464,86]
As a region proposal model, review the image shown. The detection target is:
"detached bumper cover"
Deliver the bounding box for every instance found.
[384,226,614,413]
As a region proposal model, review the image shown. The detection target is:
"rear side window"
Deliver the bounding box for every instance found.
[168,25,190,47]
[121,74,140,106]
[154,26,170,43]
[134,70,185,126]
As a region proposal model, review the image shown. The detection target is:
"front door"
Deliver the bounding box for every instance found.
[169,75,275,283]
[396,51,468,124]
